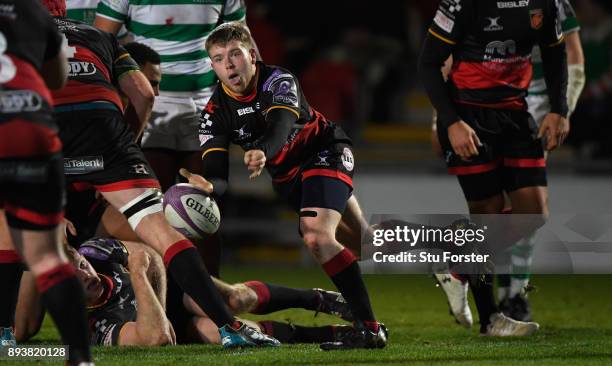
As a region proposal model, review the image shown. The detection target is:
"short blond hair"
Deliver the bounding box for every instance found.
[205,22,253,52]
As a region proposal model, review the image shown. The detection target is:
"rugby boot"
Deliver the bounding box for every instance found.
[482,312,539,336]
[320,321,387,350]
[219,321,281,348]
[313,288,354,321]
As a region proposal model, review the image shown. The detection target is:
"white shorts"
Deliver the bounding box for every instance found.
[141,88,215,151]
[526,94,549,128]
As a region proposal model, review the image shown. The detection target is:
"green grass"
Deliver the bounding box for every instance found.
[10,267,612,365]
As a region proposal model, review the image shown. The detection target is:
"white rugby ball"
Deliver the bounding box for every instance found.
[163,183,220,239]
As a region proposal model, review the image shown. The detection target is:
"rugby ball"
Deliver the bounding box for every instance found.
[163,183,221,239]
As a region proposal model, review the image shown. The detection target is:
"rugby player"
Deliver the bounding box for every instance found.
[185,22,387,350]
[62,238,354,346]
[419,0,569,335]
[497,0,585,321]
[40,0,278,348]
[0,0,94,364]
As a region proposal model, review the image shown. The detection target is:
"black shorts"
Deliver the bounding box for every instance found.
[57,104,160,192]
[0,110,65,230]
[437,104,547,201]
[273,142,354,214]
[65,188,108,247]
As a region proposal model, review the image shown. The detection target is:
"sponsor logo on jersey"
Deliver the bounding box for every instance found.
[530,9,544,29]
[199,134,213,146]
[497,0,529,8]
[67,61,97,76]
[485,39,517,57]
[484,17,503,32]
[0,90,43,113]
[434,10,455,33]
[63,156,104,175]
[237,106,255,116]
[233,125,252,140]
[0,4,16,19]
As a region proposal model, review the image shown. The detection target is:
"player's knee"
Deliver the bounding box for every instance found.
[228,284,258,314]
[467,196,504,214]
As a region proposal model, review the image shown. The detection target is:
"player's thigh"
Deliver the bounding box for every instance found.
[501,109,547,211]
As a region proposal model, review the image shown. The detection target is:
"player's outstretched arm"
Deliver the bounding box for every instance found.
[118,250,174,346]
[119,71,155,140]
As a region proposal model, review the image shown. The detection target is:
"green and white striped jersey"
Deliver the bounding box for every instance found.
[96,0,246,94]
[529,0,580,95]
[66,0,128,38]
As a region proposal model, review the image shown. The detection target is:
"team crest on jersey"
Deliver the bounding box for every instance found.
[341,148,354,172]
[530,9,544,29]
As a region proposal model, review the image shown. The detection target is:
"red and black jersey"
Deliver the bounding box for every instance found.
[0,0,63,159]
[0,0,61,109]
[199,61,350,181]
[50,17,139,110]
[87,260,136,346]
[428,0,563,110]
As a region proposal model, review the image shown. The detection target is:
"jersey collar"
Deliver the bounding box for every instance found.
[87,274,115,311]
[221,63,260,103]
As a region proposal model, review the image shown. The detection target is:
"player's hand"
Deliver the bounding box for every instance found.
[128,249,151,274]
[538,113,569,151]
[244,149,266,179]
[179,168,213,194]
[448,120,482,160]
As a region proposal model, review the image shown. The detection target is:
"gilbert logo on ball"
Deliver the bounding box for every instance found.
[163,183,221,239]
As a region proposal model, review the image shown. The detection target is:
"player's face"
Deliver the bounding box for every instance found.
[74,254,104,303]
[209,40,257,96]
[141,62,161,96]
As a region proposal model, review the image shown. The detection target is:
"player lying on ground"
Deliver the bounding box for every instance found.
[13,234,356,346]
[5,194,352,345]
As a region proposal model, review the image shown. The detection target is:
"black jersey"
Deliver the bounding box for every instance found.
[199,62,350,181]
[0,0,61,110]
[50,17,139,109]
[86,260,136,346]
[428,0,563,110]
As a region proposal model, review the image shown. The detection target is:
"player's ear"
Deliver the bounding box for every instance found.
[249,48,257,64]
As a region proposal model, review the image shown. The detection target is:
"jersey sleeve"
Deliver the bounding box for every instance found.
[540,0,565,48]
[110,38,140,83]
[89,317,126,346]
[96,0,129,23]
[262,71,300,118]
[199,97,230,157]
[221,0,247,22]
[558,0,579,34]
[427,0,473,46]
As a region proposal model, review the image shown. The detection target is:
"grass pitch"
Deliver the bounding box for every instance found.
[12,266,612,365]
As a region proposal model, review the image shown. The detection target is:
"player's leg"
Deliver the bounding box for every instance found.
[298,177,386,349]
[0,210,23,346]
[336,195,371,256]
[4,155,92,364]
